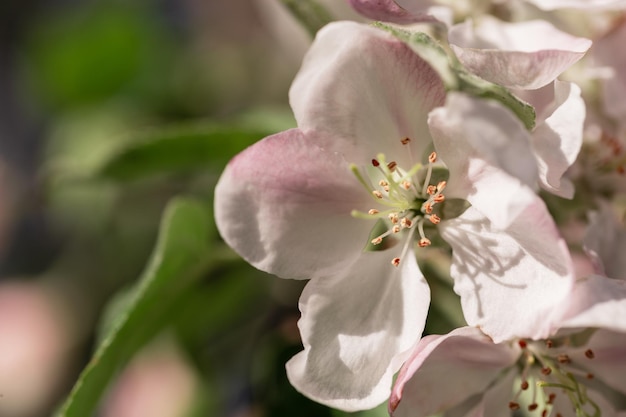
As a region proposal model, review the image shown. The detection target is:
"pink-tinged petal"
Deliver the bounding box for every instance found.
[428,93,538,229]
[440,203,574,342]
[584,205,626,279]
[451,368,517,417]
[214,129,372,280]
[531,81,585,198]
[290,21,446,167]
[390,327,518,417]
[594,20,626,121]
[347,0,439,24]
[287,250,430,411]
[554,275,626,333]
[449,17,592,90]
[524,0,626,10]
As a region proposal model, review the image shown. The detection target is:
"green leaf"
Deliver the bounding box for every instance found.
[56,198,222,417]
[97,122,277,182]
[279,0,333,37]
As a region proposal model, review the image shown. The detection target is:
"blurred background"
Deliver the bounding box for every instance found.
[0,0,421,416]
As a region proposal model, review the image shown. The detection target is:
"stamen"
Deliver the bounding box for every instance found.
[401,180,411,190]
[528,403,538,411]
[368,209,379,215]
[541,367,552,376]
[518,340,528,349]
[586,373,594,379]
[387,161,398,172]
[401,137,411,145]
[428,214,441,225]
[557,354,571,364]
[372,159,380,167]
[436,181,447,191]
[371,237,383,245]
[423,202,433,214]
[426,185,436,195]
[584,349,594,359]
[433,194,445,203]
[521,380,529,390]
[392,225,401,234]
[373,190,383,199]
[545,340,554,348]
[428,151,437,163]
[388,213,399,224]
[418,237,431,247]
[509,402,520,410]
[400,217,412,228]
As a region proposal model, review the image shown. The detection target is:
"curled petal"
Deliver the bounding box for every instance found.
[347,0,439,24]
[287,250,430,411]
[290,21,446,167]
[390,327,518,417]
[429,93,538,229]
[449,17,592,90]
[214,129,372,280]
[531,81,585,198]
[440,203,574,342]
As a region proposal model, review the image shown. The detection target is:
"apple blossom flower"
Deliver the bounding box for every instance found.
[216,20,576,410]
[448,16,592,90]
[390,274,626,417]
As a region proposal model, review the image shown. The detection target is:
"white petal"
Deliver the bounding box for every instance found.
[390,327,518,417]
[214,129,373,280]
[287,250,430,411]
[524,0,626,10]
[594,20,626,121]
[440,203,574,342]
[531,81,585,198]
[428,93,538,229]
[449,17,591,90]
[554,275,626,333]
[290,21,446,167]
[579,329,626,396]
[583,205,626,279]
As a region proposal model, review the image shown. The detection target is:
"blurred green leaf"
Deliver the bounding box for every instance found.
[280,0,333,37]
[24,5,171,109]
[97,122,279,182]
[56,197,222,417]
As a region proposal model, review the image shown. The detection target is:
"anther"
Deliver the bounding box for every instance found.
[541,410,548,417]
[509,402,520,410]
[433,194,445,203]
[391,257,401,267]
[428,152,437,163]
[518,340,527,349]
[371,237,383,245]
[521,381,529,390]
[423,203,433,214]
[557,354,571,364]
[368,209,379,215]
[392,225,401,234]
[427,185,436,195]
[586,373,594,379]
[401,218,412,228]
[379,180,389,187]
[418,237,431,247]
[373,190,383,199]
[387,161,398,172]
[545,340,553,348]
[541,367,552,375]
[401,180,411,190]
[401,137,411,145]
[389,213,399,224]
[428,214,441,225]
[528,403,538,411]
[436,181,447,191]
[584,349,595,359]
[372,159,380,167]
[547,393,556,404]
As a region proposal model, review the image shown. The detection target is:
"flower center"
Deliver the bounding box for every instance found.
[350,137,448,267]
[510,335,599,417]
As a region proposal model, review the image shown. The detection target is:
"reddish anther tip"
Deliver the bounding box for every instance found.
[372,159,380,167]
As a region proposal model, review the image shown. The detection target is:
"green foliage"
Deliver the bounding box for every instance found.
[56,198,221,417]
